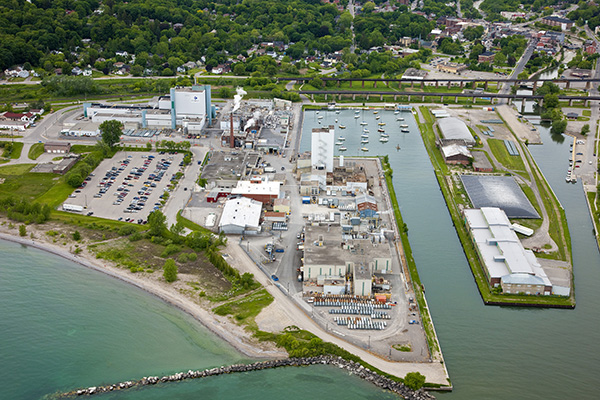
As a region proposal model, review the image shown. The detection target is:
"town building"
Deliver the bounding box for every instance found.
[219,197,262,235]
[541,15,574,31]
[464,207,553,295]
[436,61,468,74]
[441,143,472,165]
[231,180,280,205]
[472,151,493,172]
[44,142,71,154]
[478,52,496,64]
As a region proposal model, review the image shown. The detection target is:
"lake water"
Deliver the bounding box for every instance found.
[2,108,599,399]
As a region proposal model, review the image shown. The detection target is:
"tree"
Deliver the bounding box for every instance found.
[72,231,81,241]
[494,52,506,65]
[170,221,185,238]
[148,210,167,237]
[404,372,425,390]
[131,64,143,77]
[146,142,152,150]
[19,225,26,237]
[99,120,123,148]
[66,172,84,188]
[543,94,559,109]
[163,259,178,282]
[551,119,567,135]
[581,124,590,136]
[311,77,323,89]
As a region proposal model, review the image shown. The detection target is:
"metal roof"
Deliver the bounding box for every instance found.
[438,117,474,143]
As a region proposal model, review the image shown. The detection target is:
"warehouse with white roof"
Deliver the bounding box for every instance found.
[464,207,553,296]
[219,197,262,235]
[438,117,475,146]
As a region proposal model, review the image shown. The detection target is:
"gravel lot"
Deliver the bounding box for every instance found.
[63,151,185,223]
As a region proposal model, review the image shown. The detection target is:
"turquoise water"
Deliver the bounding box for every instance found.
[0,241,243,399]
[2,109,599,399]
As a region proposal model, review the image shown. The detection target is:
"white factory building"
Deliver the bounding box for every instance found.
[311,125,335,172]
[83,85,213,132]
[219,197,262,235]
[464,207,555,296]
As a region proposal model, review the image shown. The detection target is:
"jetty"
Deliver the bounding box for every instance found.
[54,356,435,400]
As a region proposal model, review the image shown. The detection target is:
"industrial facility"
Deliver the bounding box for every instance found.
[463,207,562,295]
[83,85,214,133]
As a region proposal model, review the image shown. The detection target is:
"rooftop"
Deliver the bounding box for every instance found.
[464,207,551,287]
[201,151,247,183]
[460,175,540,219]
[232,180,281,196]
[438,117,474,144]
[219,197,262,229]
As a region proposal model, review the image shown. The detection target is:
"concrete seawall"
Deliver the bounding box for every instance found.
[55,356,435,400]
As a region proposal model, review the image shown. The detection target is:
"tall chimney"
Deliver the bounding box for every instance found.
[230,114,235,148]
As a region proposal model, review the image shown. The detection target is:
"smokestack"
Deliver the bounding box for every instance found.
[230,114,234,148]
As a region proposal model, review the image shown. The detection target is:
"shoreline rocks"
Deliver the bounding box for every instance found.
[57,356,435,400]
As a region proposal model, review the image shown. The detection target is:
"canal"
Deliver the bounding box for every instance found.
[302,108,600,399]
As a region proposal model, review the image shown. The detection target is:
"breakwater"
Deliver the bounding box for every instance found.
[56,356,435,400]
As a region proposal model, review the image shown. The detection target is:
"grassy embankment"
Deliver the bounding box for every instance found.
[28,143,45,160]
[417,106,574,307]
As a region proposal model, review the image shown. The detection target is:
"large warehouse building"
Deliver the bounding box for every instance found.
[219,197,262,235]
[464,207,553,296]
[438,117,475,146]
[83,85,214,132]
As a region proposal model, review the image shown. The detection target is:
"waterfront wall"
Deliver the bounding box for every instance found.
[56,356,435,400]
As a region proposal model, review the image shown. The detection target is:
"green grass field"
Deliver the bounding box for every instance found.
[28,143,44,160]
[487,138,527,173]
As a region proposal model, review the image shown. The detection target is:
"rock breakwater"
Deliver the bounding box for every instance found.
[56,356,435,399]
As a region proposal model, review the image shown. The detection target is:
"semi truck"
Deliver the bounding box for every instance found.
[62,204,84,212]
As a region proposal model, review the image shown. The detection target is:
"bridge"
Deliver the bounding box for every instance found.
[298,90,597,107]
[279,77,599,91]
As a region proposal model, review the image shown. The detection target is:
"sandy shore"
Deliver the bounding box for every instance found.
[0,222,287,359]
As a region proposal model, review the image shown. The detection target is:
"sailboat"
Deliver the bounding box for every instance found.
[361,138,369,144]
[339,146,347,151]
[361,147,369,152]
[379,137,389,143]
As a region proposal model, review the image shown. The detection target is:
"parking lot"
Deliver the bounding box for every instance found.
[63,151,185,223]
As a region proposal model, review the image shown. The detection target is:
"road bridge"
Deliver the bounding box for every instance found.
[298,90,596,107]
